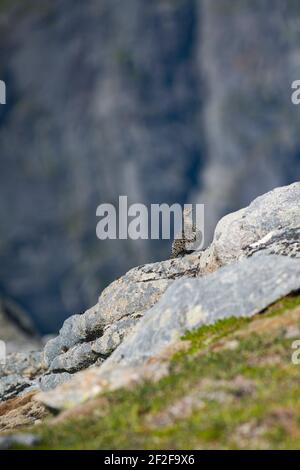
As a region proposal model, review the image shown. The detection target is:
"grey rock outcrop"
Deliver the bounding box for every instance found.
[0,375,32,402]
[37,254,300,410]
[2,183,299,400]
[0,351,45,379]
[210,182,300,266]
[245,227,300,259]
[39,373,73,392]
[108,254,300,367]
[41,253,203,389]
[0,352,46,401]
[40,183,300,390]
[0,299,43,401]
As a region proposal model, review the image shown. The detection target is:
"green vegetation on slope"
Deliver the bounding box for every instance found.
[22,294,300,449]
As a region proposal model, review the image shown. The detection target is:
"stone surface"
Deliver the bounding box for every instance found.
[39,372,73,393]
[245,227,300,259]
[1,183,298,402]
[38,360,170,410]
[211,182,300,266]
[104,254,300,368]
[49,343,97,374]
[43,253,203,374]
[41,183,300,389]
[91,316,140,357]
[37,254,300,410]
[0,375,32,402]
[0,298,43,402]
[0,351,46,380]
[0,351,46,402]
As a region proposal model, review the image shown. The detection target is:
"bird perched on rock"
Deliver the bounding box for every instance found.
[171,208,200,258]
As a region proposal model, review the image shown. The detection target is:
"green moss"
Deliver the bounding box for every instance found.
[179,316,251,356]
[262,292,300,317]
[18,293,300,449]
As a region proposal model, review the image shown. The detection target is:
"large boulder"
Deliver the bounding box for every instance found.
[0,352,46,401]
[107,254,300,367]
[211,182,300,266]
[37,254,300,410]
[41,252,204,388]
[40,182,300,390]
[2,183,298,401]
[0,298,43,402]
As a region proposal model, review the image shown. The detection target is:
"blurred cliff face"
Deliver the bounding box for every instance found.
[0,0,300,333]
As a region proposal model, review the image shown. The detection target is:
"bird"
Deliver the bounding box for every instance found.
[171,207,199,258]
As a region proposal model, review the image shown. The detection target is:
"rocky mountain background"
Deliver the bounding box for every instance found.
[1,0,300,333]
